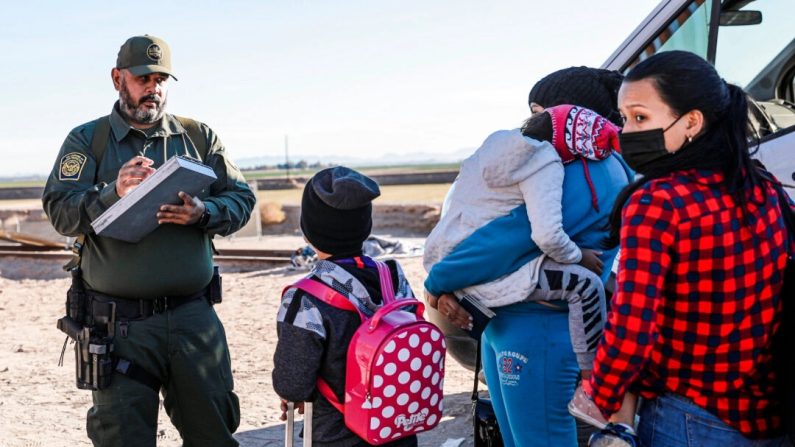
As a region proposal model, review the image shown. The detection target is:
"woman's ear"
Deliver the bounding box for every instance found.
[686,109,706,138]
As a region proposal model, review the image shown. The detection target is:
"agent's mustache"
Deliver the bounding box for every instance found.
[139,94,161,106]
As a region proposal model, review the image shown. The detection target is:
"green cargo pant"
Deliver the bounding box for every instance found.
[86,298,240,447]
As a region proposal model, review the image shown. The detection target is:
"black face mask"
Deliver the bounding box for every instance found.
[619,115,684,174]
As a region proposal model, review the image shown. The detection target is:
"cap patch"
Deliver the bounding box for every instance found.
[59,152,87,181]
[146,44,162,62]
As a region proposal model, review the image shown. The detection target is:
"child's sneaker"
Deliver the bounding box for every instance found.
[588,422,638,447]
[568,383,608,429]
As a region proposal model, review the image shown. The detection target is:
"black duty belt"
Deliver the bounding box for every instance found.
[87,289,207,320]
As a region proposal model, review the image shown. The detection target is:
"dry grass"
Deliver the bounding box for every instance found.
[256,183,452,205]
[259,202,287,224]
[0,199,42,209]
[0,184,453,211]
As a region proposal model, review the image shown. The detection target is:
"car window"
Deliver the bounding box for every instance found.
[626,0,795,137]
[715,0,793,92]
[628,0,713,68]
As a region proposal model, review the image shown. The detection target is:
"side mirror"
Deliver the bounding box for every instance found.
[719,10,762,26]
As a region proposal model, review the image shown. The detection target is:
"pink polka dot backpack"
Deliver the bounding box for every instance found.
[291,260,446,445]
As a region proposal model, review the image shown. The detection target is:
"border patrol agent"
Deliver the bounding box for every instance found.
[42,35,255,447]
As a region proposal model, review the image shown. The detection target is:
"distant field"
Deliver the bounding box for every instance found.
[0,199,41,208]
[0,163,461,187]
[0,184,452,210]
[257,183,452,205]
[0,181,45,188]
[242,163,460,180]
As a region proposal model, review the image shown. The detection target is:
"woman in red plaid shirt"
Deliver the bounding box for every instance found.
[585,50,793,446]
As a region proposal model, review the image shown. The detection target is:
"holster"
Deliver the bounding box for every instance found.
[57,268,115,391]
[56,265,223,392]
[209,265,223,304]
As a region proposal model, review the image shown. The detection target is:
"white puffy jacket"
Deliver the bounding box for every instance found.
[423,129,580,307]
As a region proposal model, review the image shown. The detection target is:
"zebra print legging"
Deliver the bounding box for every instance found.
[527,259,606,370]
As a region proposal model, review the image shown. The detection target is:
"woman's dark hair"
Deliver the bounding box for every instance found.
[603,50,763,248]
[520,112,553,142]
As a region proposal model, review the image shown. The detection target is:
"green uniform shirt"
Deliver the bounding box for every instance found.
[42,103,256,298]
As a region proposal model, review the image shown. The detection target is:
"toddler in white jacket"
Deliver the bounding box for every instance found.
[424,105,621,373]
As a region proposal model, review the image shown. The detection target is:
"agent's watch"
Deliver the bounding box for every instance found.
[196,208,211,227]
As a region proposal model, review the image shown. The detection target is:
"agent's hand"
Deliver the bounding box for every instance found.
[157,191,205,225]
[279,399,304,421]
[116,156,155,198]
[579,248,604,276]
[437,293,473,331]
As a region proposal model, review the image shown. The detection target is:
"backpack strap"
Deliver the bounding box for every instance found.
[89,114,208,166]
[283,278,359,414]
[64,116,112,271]
[374,260,395,304]
[287,278,363,317]
[90,115,111,167]
[174,115,208,161]
[336,256,399,304]
[316,378,345,413]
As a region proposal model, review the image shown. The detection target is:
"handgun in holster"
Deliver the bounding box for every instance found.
[208,265,223,305]
[57,268,115,391]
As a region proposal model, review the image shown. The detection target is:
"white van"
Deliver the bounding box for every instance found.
[604,0,795,184]
[437,0,795,371]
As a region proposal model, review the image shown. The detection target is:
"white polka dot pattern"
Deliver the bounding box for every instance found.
[384,385,396,397]
[337,306,445,444]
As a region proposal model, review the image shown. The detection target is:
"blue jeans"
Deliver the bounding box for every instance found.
[482,301,579,447]
[638,394,790,447]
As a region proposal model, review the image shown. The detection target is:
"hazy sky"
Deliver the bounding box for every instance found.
[0,0,659,177]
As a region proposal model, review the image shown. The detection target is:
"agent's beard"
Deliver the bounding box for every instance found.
[118,78,167,125]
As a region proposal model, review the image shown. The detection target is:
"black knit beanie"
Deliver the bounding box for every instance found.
[528,66,624,126]
[300,166,381,255]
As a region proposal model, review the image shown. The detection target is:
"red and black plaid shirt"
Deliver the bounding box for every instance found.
[590,169,793,438]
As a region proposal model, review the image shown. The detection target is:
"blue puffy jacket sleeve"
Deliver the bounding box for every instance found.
[424,154,633,297]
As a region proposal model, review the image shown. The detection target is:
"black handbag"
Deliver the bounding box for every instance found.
[769,179,795,443]
[472,338,504,447]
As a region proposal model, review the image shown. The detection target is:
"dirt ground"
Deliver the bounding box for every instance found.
[0,253,477,447]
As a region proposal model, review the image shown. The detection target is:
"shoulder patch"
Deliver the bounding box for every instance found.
[59,152,87,181]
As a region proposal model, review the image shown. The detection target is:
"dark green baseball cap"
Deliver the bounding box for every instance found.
[116,35,177,80]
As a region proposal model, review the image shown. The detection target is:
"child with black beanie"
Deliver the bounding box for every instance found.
[272,166,419,447]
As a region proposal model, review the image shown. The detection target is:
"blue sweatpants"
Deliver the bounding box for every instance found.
[482,301,579,447]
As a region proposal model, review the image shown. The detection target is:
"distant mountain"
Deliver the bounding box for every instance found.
[235,147,474,170]
[0,174,47,183]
